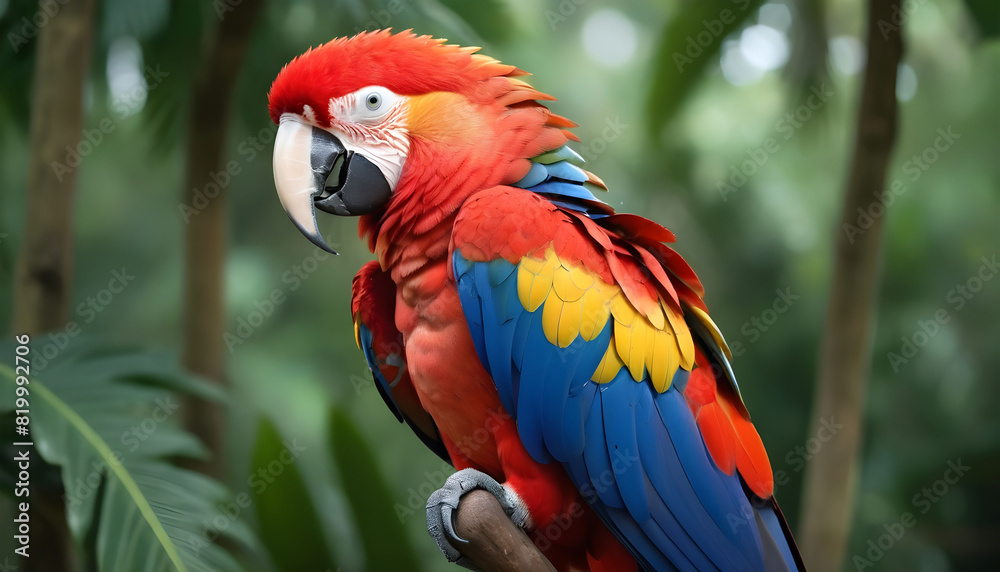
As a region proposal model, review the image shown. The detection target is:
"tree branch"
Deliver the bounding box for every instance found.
[798,0,902,570]
[453,490,556,572]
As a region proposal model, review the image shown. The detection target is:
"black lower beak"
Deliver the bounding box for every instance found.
[310,129,393,217]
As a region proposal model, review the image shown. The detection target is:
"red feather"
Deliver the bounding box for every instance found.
[599,213,677,243]
[351,262,441,444]
[686,347,774,498]
[697,402,738,475]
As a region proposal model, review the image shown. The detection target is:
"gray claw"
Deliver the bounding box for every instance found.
[426,468,530,570]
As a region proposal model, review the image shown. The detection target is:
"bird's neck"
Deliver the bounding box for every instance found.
[358,138,498,282]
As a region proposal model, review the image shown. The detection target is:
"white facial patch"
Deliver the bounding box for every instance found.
[326,86,410,191]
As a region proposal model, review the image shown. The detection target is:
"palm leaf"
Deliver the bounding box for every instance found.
[0,340,252,572]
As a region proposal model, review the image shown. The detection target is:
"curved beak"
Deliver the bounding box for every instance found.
[272,116,393,253]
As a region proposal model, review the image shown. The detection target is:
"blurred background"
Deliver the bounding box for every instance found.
[0,0,997,571]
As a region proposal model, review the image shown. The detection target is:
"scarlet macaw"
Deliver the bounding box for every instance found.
[269,30,804,572]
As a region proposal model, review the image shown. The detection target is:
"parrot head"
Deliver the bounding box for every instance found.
[268,30,575,255]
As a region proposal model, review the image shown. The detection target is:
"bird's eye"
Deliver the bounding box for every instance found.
[349,86,400,123]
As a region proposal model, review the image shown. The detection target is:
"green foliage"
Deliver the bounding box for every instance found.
[251,416,337,572]
[962,0,1000,40]
[436,0,517,43]
[0,342,251,572]
[646,0,765,135]
[330,407,424,572]
[0,0,43,130]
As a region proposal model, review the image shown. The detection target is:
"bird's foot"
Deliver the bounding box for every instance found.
[426,468,531,570]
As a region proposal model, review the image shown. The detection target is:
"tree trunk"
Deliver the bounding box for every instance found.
[12,0,96,335]
[179,0,265,479]
[11,1,98,571]
[797,1,902,570]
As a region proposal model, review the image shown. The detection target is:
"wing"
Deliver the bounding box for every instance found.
[351,261,451,464]
[450,149,803,571]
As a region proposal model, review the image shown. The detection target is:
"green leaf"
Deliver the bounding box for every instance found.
[435,0,516,44]
[0,0,43,131]
[963,0,1000,40]
[329,407,423,572]
[646,0,765,136]
[251,416,337,572]
[0,341,250,572]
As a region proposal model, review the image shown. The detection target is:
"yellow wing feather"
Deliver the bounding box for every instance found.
[516,248,699,390]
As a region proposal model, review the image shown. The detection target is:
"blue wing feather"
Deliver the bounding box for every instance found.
[541,326,608,461]
[457,273,491,374]
[581,386,626,510]
[600,376,651,521]
[515,310,557,464]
